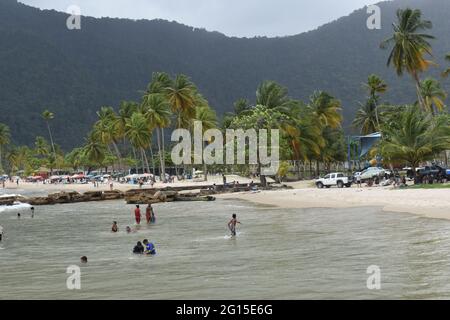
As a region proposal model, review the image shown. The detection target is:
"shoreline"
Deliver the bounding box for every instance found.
[216,185,450,221]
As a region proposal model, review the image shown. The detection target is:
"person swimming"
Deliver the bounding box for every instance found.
[143,239,156,255]
[126,226,132,233]
[133,241,144,254]
[80,256,88,264]
[112,221,119,233]
[30,207,35,218]
[17,213,21,219]
[227,213,241,237]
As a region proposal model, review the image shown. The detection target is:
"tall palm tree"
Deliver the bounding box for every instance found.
[125,112,152,174]
[118,101,139,172]
[420,77,447,114]
[256,81,290,110]
[194,105,218,181]
[142,94,171,182]
[42,110,56,156]
[381,8,435,110]
[364,74,387,128]
[166,74,198,124]
[0,123,11,173]
[34,136,50,157]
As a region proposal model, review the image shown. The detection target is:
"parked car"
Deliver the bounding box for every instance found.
[413,165,449,182]
[358,167,386,182]
[315,173,353,189]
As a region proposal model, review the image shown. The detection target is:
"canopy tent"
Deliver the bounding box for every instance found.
[358,132,382,158]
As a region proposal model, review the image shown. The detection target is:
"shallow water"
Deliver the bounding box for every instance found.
[1,198,450,300]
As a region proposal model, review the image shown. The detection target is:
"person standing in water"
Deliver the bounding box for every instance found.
[134,205,141,225]
[30,207,35,218]
[0,225,3,241]
[111,221,119,233]
[146,204,156,224]
[227,214,241,237]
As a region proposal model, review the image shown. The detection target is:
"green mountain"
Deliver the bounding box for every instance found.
[0,0,449,148]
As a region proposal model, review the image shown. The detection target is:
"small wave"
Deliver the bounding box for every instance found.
[0,202,31,213]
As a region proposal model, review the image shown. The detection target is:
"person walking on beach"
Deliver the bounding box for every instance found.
[228,214,241,237]
[356,174,362,189]
[134,205,141,225]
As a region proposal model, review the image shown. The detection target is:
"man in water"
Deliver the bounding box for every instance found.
[17,213,21,219]
[30,207,35,218]
[111,221,119,233]
[0,225,3,241]
[133,241,144,254]
[126,226,132,234]
[143,239,156,255]
[227,214,241,237]
[80,256,88,264]
[134,205,141,225]
[145,204,152,224]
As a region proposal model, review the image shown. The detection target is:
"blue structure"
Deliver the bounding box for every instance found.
[347,132,382,170]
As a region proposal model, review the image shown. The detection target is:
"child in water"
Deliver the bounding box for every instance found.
[143,239,156,255]
[227,214,241,237]
[111,221,119,233]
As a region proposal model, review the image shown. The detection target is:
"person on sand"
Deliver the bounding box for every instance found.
[356,174,362,189]
[112,221,119,233]
[228,214,241,237]
[109,180,114,191]
[133,241,144,254]
[143,239,156,255]
[134,205,141,225]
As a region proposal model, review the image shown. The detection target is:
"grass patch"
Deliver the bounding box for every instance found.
[408,183,450,189]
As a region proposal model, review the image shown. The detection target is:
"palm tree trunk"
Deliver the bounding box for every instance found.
[413,71,426,111]
[149,147,156,180]
[0,146,3,174]
[46,122,56,156]
[140,148,145,174]
[131,146,139,174]
[143,150,150,174]
[161,128,166,182]
[156,128,166,182]
[111,140,123,173]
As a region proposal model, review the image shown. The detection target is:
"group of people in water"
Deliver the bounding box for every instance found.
[0,207,35,242]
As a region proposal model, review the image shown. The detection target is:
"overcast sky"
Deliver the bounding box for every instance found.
[19,0,383,37]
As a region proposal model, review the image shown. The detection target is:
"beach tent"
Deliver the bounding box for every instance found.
[359,132,382,158]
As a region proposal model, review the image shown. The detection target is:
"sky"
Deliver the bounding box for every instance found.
[19,0,383,38]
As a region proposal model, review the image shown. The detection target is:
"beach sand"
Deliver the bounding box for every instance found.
[218,181,450,220]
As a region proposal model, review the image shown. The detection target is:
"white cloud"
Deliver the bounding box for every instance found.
[19,0,383,37]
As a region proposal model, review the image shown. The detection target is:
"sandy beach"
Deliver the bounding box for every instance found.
[217,181,450,220]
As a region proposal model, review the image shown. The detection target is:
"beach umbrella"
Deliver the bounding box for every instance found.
[50,175,60,180]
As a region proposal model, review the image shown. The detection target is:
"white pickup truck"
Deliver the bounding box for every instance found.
[315,173,353,189]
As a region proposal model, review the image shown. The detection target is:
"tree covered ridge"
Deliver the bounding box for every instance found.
[0,0,449,148]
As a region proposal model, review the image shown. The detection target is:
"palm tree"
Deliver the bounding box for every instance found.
[308,91,342,129]
[442,53,450,78]
[256,81,291,110]
[380,105,450,176]
[42,110,56,156]
[118,101,139,172]
[352,100,379,135]
[420,77,447,114]
[364,74,387,128]
[34,136,50,157]
[94,106,123,172]
[166,74,198,124]
[0,124,11,173]
[194,105,218,181]
[142,94,171,182]
[381,8,435,110]
[125,112,152,174]
[82,133,107,166]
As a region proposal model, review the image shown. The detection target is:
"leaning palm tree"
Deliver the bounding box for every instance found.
[380,105,450,176]
[142,94,171,182]
[420,77,447,114]
[0,123,11,173]
[364,74,387,128]
[194,105,218,181]
[380,8,435,110]
[42,110,56,156]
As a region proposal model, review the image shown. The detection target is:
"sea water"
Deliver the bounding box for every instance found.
[1,198,450,299]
